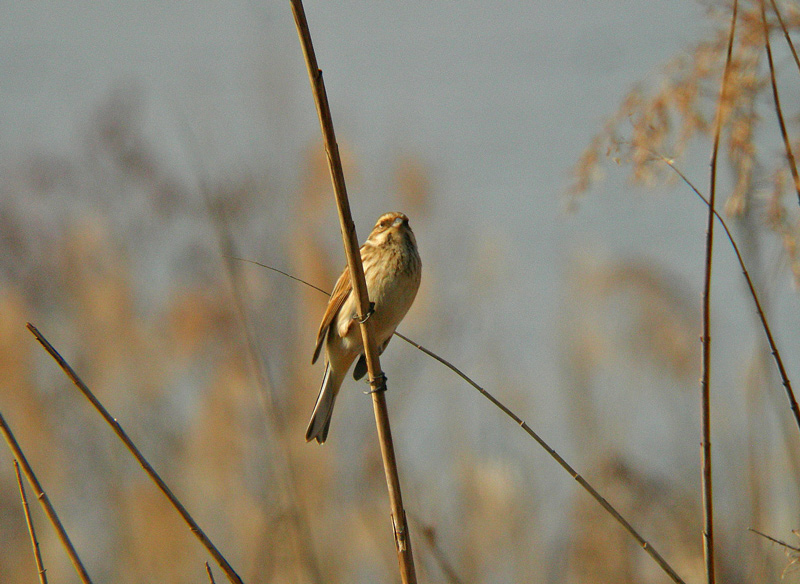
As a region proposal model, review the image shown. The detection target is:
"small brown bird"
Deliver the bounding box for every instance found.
[306,211,422,444]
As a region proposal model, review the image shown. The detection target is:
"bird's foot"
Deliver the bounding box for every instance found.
[355,302,376,324]
[363,372,387,394]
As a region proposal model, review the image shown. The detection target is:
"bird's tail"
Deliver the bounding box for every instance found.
[305,363,340,444]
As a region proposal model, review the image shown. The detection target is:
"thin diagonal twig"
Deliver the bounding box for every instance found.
[0,413,92,584]
[232,257,329,295]
[25,323,245,584]
[241,261,688,584]
[762,0,800,206]
[289,1,417,581]
[750,528,800,552]
[14,459,48,584]
[393,334,686,583]
[768,0,800,75]
[658,156,800,436]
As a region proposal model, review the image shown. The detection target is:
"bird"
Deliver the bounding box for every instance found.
[306,211,421,444]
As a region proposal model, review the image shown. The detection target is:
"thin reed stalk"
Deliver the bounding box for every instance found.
[393,334,687,584]
[769,0,800,74]
[242,260,689,584]
[700,3,738,582]
[206,562,217,584]
[761,0,800,206]
[659,156,800,437]
[25,323,245,584]
[14,460,48,584]
[208,204,323,584]
[0,413,92,584]
[289,1,417,582]
[14,458,47,584]
[750,528,800,552]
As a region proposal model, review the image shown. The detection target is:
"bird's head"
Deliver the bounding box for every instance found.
[366,211,413,246]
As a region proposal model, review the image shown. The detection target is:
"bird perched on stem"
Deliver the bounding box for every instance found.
[306,211,421,444]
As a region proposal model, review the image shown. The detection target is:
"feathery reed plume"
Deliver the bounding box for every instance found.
[568,1,800,286]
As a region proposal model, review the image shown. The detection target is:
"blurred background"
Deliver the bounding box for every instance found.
[2,0,800,582]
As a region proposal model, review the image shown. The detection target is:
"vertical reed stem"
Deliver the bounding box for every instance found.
[289,2,417,582]
[701,2,738,582]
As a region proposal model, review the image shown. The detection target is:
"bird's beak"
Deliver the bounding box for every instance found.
[393,216,407,227]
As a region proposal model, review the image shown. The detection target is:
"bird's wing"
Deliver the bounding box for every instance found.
[312,265,352,364]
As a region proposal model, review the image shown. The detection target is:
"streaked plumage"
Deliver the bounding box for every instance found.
[306,212,421,444]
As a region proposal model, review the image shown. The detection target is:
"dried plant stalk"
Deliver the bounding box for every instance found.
[244,259,690,583]
[14,460,48,584]
[25,323,245,584]
[206,562,217,584]
[289,2,417,582]
[700,3,739,583]
[762,0,800,205]
[395,333,688,584]
[698,4,742,584]
[769,0,800,74]
[660,156,800,436]
[0,413,92,584]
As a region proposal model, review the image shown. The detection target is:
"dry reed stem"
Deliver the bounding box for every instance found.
[233,258,328,294]
[659,156,800,436]
[14,459,48,584]
[393,334,688,584]
[0,413,92,584]
[750,528,800,575]
[701,3,739,582]
[206,562,217,584]
[761,0,800,206]
[25,323,245,584]
[289,1,417,582]
[243,261,689,583]
[750,528,800,552]
[769,0,800,73]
